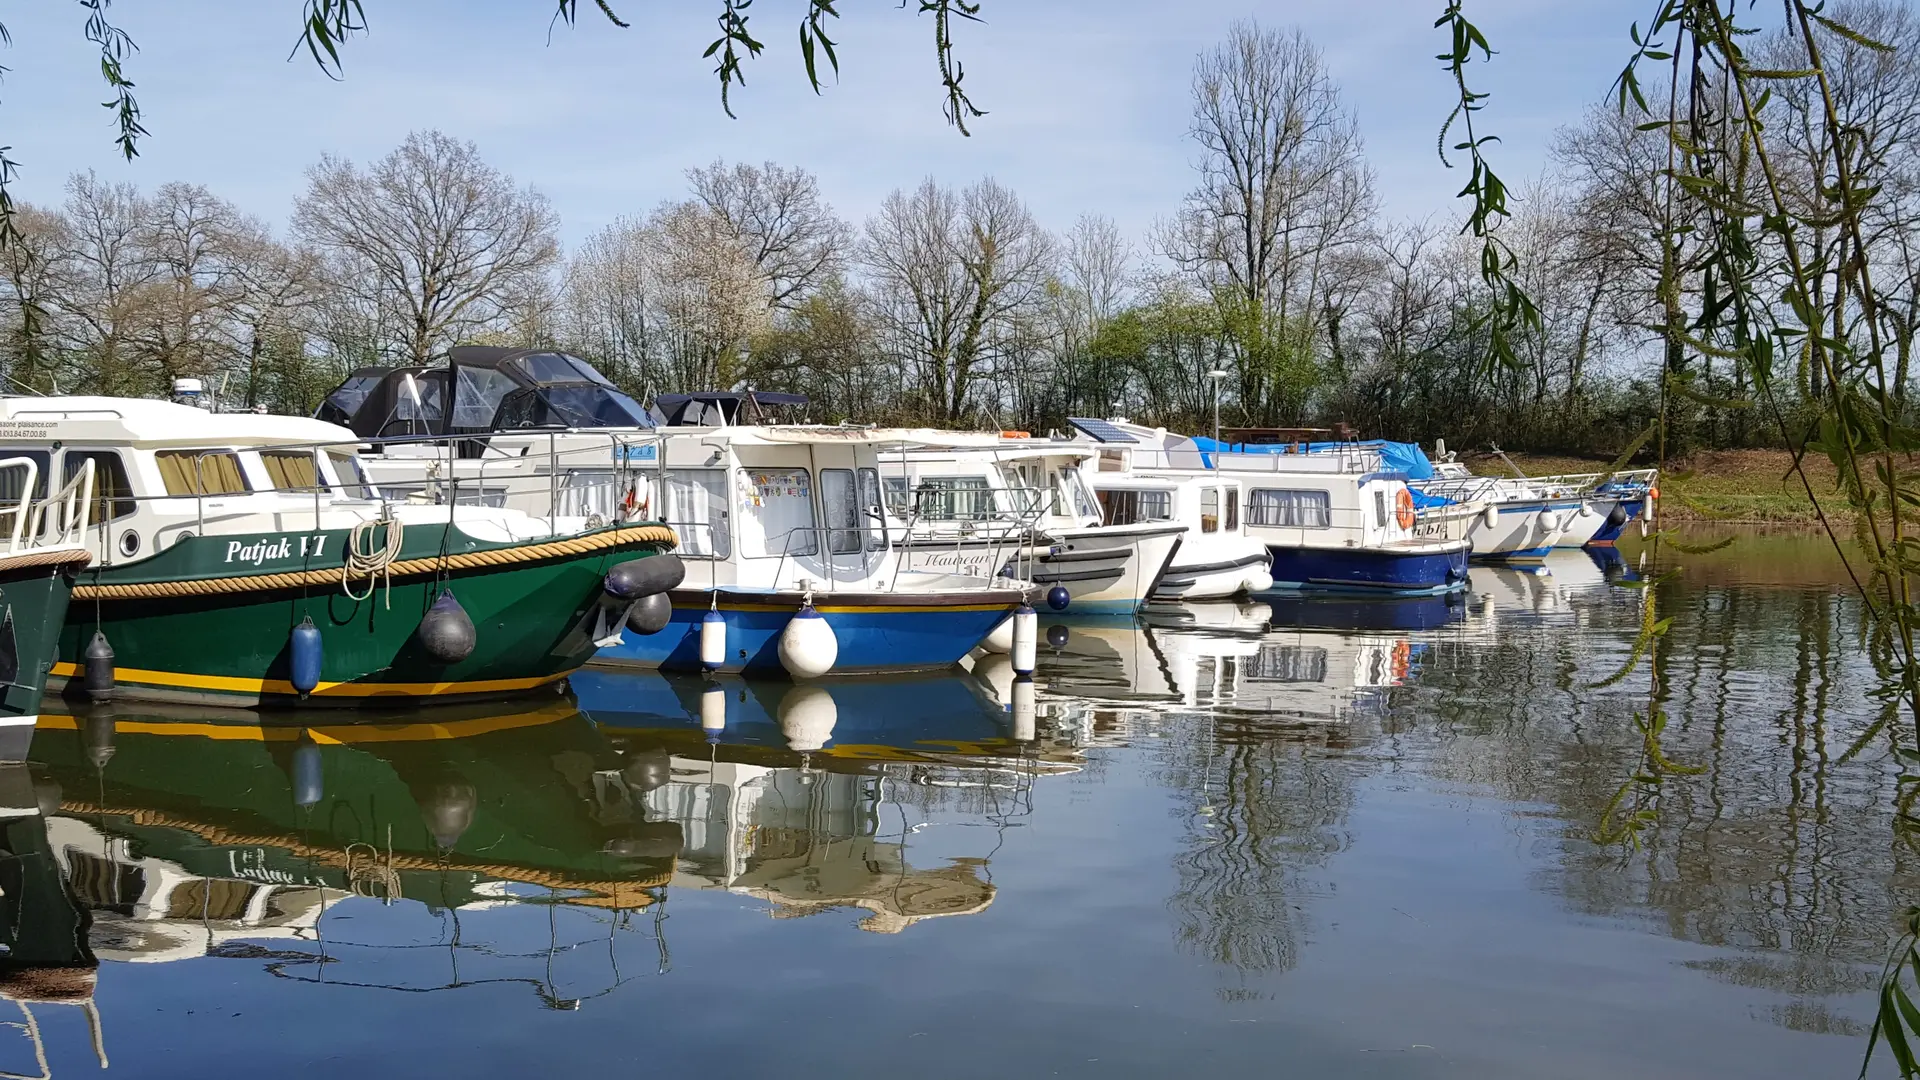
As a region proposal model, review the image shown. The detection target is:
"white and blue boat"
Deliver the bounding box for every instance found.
[884,437,1186,616]
[1419,463,1580,563]
[328,353,1029,678]
[1160,431,1472,595]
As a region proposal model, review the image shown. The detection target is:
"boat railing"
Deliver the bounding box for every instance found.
[767,525,894,593]
[0,456,95,554]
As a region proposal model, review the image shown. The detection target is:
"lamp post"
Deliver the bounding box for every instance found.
[1206,369,1229,469]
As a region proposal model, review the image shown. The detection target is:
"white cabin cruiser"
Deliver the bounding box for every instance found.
[884,436,1185,616]
[1419,462,1579,562]
[1134,429,1472,595]
[320,355,1026,676]
[1060,418,1273,600]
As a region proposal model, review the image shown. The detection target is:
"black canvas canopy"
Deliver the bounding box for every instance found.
[314,348,655,441]
[654,391,809,427]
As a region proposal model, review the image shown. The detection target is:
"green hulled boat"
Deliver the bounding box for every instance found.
[0,396,678,708]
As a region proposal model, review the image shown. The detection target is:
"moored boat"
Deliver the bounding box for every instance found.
[0,396,679,708]
[1179,430,1472,595]
[886,435,1185,615]
[1068,418,1273,600]
[320,356,1028,677]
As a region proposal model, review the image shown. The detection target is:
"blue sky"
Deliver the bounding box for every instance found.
[4,1,1634,250]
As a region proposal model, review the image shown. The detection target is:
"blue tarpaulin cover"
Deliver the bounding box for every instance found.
[1189,437,1437,481]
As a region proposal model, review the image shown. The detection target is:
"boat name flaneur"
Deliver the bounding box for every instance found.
[224,534,329,565]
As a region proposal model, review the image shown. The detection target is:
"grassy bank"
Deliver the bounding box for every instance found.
[1463,448,1841,525]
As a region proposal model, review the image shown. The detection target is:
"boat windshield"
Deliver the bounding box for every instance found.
[494,384,653,430]
[1056,467,1101,520]
[513,352,615,388]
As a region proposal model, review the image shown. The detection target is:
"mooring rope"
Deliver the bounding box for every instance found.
[71,524,677,602]
[341,516,404,606]
[0,548,92,573]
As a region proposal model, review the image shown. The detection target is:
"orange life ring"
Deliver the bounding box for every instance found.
[1394,488,1417,530]
[1000,430,1030,439]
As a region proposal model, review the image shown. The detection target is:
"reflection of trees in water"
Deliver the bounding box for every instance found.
[1404,577,1912,1034]
[1152,713,1367,976]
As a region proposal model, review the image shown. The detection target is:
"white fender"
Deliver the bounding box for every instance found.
[1010,605,1039,676]
[778,605,839,679]
[1481,504,1499,531]
[699,609,727,670]
[1242,567,1274,593]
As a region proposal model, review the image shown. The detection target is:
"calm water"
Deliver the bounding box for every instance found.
[2,535,1909,1078]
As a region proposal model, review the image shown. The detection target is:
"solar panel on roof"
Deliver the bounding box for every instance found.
[1068,417,1139,444]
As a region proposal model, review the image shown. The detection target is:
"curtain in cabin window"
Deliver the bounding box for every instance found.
[259,451,322,491]
[1248,489,1332,528]
[155,451,249,496]
[662,469,730,558]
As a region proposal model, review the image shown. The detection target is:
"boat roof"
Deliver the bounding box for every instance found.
[0,397,356,448]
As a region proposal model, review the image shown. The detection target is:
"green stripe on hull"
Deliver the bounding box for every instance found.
[59,523,672,708]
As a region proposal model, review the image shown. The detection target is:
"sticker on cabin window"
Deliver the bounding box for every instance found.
[746,471,810,506]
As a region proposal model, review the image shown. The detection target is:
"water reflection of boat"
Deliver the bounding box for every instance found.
[1034,601,1421,723]
[27,701,684,1004]
[571,667,1050,763]
[577,668,1079,932]
[0,762,109,1072]
[1261,589,1468,632]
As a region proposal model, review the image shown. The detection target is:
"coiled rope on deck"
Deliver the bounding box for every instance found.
[72,523,677,602]
[342,516,404,605]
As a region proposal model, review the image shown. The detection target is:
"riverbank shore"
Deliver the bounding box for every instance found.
[1468,448,1841,525]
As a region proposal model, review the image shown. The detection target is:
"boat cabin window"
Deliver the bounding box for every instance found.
[740,468,817,558]
[1248,488,1332,529]
[1200,488,1220,533]
[494,384,651,430]
[0,449,50,502]
[1097,489,1172,526]
[857,468,886,549]
[61,450,137,521]
[326,451,377,499]
[1373,490,1388,529]
[1053,467,1100,519]
[315,373,382,427]
[453,366,520,429]
[909,477,993,521]
[155,450,250,497]
[661,469,731,558]
[821,469,862,554]
[514,352,613,387]
[389,375,445,436]
[1226,488,1240,531]
[259,450,323,492]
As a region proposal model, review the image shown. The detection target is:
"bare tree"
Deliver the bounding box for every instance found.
[293,130,560,366]
[688,160,851,311]
[863,177,1055,424]
[1167,21,1376,423]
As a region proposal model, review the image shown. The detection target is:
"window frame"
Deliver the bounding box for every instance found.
[1247,488,1333,530]
[1200,487,1220,534]
[60,449,137,522]
[155,449,252,497]
[820,468,862,555]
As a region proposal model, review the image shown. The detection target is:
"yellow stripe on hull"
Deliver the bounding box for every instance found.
[49,661,570,699]
[36,701,576,743]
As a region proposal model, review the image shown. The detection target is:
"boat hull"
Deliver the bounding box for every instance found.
[51,523,674,708]
[1583,497,1647,546]
[1261,543,1469,596]
[1151,539,1272,601]
[593,588,1020,675]
[0,552,87,762]
[1467,499,1580,563]
[900,524,1184,614]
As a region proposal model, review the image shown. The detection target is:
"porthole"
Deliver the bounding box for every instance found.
[117,530,140,557]
[172,531,195,547]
